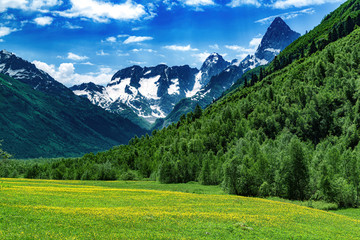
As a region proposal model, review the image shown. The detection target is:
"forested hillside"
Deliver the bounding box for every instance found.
[2,0,360,208]
[0,74,146,158]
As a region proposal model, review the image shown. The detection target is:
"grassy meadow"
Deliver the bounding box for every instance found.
[0,178,359,239]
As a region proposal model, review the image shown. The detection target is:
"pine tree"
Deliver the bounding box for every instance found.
[309,41,317,55]
[193,104,203,119]
[259,68,264,81]
[337,23,345,38]
[286,138,309,200]
[244,76,248,87]
[345,16,355,35]
[273,56,280,71]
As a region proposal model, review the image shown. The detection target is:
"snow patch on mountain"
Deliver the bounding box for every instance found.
[139,75,161,100]
[168,78,180,95]
[107,78,132,101]
[186,71,202,98]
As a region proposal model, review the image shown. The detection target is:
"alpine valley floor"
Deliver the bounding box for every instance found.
[0,178,359,240]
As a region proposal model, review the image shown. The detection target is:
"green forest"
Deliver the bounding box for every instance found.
[2,0,360,209]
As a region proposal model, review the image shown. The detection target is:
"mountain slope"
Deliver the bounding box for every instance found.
[71,53,229,123]
[0,56,147,158]
[155,17,299,129]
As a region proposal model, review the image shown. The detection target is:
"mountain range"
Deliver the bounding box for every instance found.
[0,17,299,158]
[0,50,147,158]
[71,17,300,128]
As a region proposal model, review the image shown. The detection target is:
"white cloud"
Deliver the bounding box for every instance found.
[249,37,262,47]
[132,48,156,53]
[0,26,16,37]
[67,52,89,61]
[123,36,153,44]
[56,0,147,22]
[30,0,61,10]
[227,0,261,7]
[209,44,219,50]
[225,45,254,53]
[34,16,53,26]
[192,51,211,63]
[131,27,143,31]
[0,0,27,12]
[2,14,16,20]
[271,0,343,9]
[163,0,178,10]
[80,61,94,65]
[106,36,117,42]
[96,50,109,56]
[255,8,315,24]
[117,34,129,38]
[0,0,61,12]
[63,21,82,29]
[164,44,198,51]
[184,0,215,6]
[33,60,114,86]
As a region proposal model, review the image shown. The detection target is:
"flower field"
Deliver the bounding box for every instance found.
[0,178,359,239]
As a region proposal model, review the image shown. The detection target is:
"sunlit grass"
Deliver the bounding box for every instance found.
[1,178,359,239]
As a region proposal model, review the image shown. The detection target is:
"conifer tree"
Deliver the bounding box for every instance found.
[309,41,317,55]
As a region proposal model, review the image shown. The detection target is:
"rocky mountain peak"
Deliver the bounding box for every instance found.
[255,17,301,62]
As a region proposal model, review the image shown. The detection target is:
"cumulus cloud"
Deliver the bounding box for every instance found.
[227,0,261,7]
[255,8,315,24]
[0,0,61,12]
[34,16,53,26]
[0,26,17,37]
[123,36,153,44]
[106,36,117,43]
[164,44,198,51]
[67,52,89,61]
[56,0,147,22]
[33,60,114,86]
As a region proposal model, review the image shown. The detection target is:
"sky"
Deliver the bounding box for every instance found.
[0,0,346,86]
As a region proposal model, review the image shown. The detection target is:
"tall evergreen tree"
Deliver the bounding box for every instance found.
[286,138,309,200]
[345,16,355,35]
[193,104,203,119]
[309,41,317,55]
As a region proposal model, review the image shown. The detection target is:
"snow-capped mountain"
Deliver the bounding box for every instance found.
[194,17,300,102]
[0,50,71,97]
[71,53,229,123]
[153,17,300,129]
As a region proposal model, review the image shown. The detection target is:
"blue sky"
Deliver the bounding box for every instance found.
[0,0,345,86]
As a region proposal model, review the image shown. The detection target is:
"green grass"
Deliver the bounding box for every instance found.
[330,208,360,220]
[1,178,359,239]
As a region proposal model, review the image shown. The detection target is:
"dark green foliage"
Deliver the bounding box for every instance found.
[286,138,309,200]
[0,74,147,159]
[309,41,318,55]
